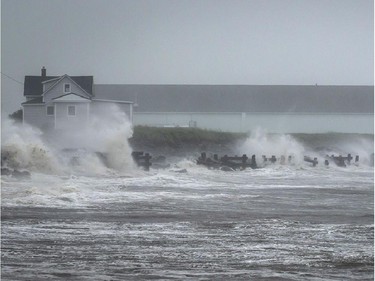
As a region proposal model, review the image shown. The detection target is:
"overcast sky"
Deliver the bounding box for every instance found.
[1,0,374,115]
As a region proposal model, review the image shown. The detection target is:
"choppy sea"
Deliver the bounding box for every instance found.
[1,121,374,280]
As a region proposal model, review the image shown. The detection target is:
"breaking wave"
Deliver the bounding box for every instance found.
[238,128,305,162]
[236,127,374,166]
[1,104,136,176]
[1,119,61,174]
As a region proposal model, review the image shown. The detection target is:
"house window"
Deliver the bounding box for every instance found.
[67,105,76,116]
[64,83,71,93]
[46,106,54,116]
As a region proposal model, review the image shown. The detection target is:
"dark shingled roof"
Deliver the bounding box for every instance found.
[93,85,374,114]
[24,75,94,96]
[22,97,44,105]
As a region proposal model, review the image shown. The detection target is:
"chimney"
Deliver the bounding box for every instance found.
[41,66,46,78]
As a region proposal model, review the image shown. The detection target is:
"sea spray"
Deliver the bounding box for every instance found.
[2,103,136,176]
[89,103,135,172]
[339,136,374,165]
[298,133,374,165]
[237,129,374,167]
[237,128,306,163]
[1,118,61,174]
[43,103,136,174]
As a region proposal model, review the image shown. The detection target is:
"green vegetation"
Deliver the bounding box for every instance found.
[8,108,23,123]
[129,126,247,148]
[129,127,374,154]
[291,132,374,145]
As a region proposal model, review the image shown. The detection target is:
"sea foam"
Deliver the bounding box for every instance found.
[2,104,136,175]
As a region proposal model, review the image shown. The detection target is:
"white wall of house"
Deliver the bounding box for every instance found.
[43,77,90,103]
[133,112,374,134]
[23,104,55,131]
[55,102,90,131]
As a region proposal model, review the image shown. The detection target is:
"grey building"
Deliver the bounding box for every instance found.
[22,68,373,134]
[94,84,374,134]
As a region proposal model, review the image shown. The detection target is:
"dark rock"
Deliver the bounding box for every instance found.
[152,163,171,169]
[1,167,12,176]
[220,166,235,172]
[153,155,167,163]
[11,170,31,179]
[172,168,188,173]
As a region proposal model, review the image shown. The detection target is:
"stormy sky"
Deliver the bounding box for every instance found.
[1,0,374,115]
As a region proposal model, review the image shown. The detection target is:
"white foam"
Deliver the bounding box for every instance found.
[237,127,306,164]
[2,104,137,175]
[1,119,61,174]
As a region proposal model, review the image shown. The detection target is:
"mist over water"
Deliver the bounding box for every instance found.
[237,128,305,163]
[236,127,374,166]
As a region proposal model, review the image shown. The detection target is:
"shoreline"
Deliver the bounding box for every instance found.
[129,126,247,156]
[129,126,374,156]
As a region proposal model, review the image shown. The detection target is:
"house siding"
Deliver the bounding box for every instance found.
[23,105,55,131]
[55,103,89,131]
[43,77,90,103]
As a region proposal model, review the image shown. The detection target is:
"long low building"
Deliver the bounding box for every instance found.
[93,84,374,134]
[21,68,373,134]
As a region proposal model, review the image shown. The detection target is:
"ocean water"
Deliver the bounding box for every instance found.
[1,121,374,280]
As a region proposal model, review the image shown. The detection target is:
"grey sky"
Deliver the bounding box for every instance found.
[1,0,374,115]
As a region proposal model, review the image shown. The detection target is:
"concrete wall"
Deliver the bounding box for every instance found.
[133,112,374,134]
[22,105,54,131]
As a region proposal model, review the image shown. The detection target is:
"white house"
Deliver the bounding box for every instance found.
[22,67,133,132]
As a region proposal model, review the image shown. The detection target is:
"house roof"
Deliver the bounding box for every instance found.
[52,92,90,100]
[42,75,93,99]
[93,84,374,114]
[24,75,93,96]
[21,97,44,105]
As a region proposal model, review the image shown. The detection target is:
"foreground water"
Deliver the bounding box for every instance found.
[1,161,373,281]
